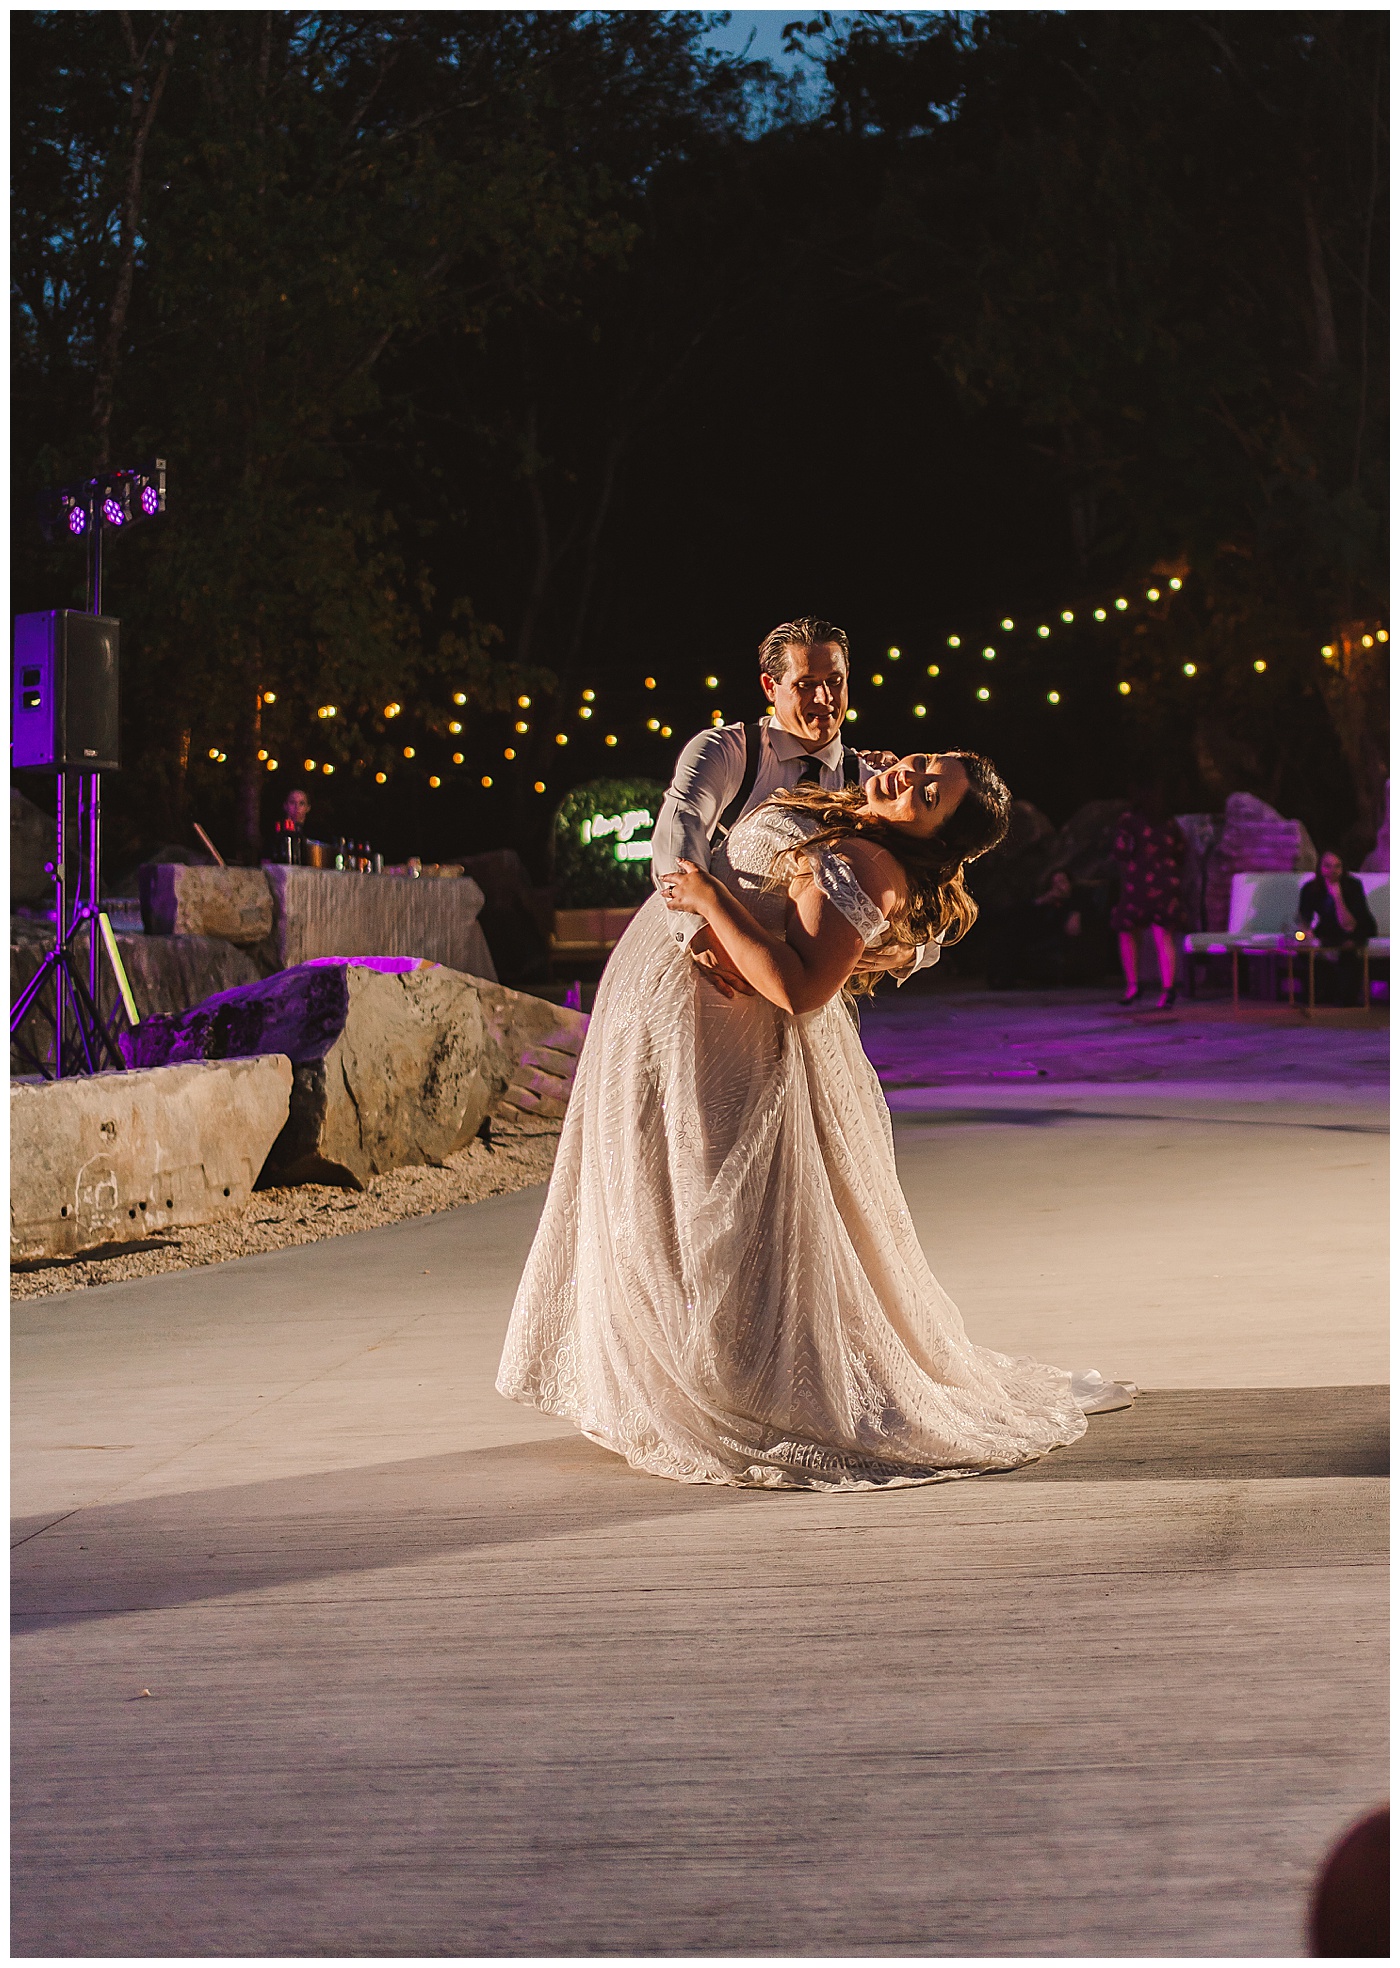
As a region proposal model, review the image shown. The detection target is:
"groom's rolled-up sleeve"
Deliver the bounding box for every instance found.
[651,725,746,948]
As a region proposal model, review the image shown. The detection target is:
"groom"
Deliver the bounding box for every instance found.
[650,615,938,991]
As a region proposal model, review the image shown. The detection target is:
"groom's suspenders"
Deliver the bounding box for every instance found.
[716,724,863,839]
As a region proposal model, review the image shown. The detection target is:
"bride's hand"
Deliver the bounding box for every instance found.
[658,859,717,916]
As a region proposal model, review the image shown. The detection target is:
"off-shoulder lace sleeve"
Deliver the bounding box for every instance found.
[808,846,890,946]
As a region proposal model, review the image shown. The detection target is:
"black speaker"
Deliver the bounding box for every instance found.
[12,611,120,771]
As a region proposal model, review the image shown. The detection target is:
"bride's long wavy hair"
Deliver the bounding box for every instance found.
[766,752,1010,985]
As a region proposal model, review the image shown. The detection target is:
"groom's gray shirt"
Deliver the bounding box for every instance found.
[650,717,939,975]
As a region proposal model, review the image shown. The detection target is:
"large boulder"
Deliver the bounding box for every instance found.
[1205,793,1317,928]
[455,848,554,984]
[1043,798,1133,887]
[139,863,275,946]
[10,1054,293,1261]
[966,800,1056,912]
[1361,781,1389,872]
[120,961,587,1189]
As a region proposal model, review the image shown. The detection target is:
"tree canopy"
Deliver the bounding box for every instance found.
[12,9,1388,871]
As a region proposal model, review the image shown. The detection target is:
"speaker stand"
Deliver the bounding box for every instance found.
[10,770,134,1080]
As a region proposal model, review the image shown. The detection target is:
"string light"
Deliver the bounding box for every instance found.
[428,775,441,788]
[257,749,268,761]
[322,762,334,774]
[303,757,315,770]
[1169,578,1183,590]
[453,692,467,706]
[887,646,901,659]
[514,720,529,733]
[1118,681,1131,694]
[262,691,276,705]
[384,703,401,717]
[1037,625,1050,638]
[927,664,940,677]
[1321,644,1335,657]
[947,635,961,648]
[871,672,884,686]
[644,677,657,690]
[375,771,387,784]
[579,706,592,719]
[1253,661,1267,673]
[403,746,415,758]
[1115,598,1128,611]
[208,747,220,760]
[1047,691,1060,704]
[583,688,596,701]
[976,687,990,701]
[1146,588,1161,602]
[518,695,531,708]
[555,733,568,746]
[605,734,618,746]
[1000,618,1014,631]
[846,708,858,721]
[452,751,464,764]
[982,647,995,661]
[503,747,516,760]
[647,718,660,731]
[704,675,719,690]
[1361,634,1374,648]
[913,703,927,717]
[481,775,493,788]
[1060,610,1074,623]
[265,758,278,771]
[1094,608,1107,621]
[534,781,546,793]
[448,720,462,734]
[661,725,672,738]
[317,705,337,719]
[1378,630,1389,643]
[1183,663,1197,676]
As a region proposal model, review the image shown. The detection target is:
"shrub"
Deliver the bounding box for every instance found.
[551,777,668,906]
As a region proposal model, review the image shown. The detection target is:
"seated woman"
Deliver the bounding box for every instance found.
[497,753,1134,1492]
[1297,851,1378,1006]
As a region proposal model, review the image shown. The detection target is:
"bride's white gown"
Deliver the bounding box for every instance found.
[498,803,1131,1490]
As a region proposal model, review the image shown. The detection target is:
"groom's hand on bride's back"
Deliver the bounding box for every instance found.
[689,926,755,998]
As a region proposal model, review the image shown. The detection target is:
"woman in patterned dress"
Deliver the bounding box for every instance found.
[497,753,1136,1492]
[1111,794,1188,1010]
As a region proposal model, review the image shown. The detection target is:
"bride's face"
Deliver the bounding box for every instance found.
[862,754,970,838]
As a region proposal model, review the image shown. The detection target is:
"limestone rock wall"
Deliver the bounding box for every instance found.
[120,962,588,1189]
[11,1054,293,1260]
[139,863,275,946]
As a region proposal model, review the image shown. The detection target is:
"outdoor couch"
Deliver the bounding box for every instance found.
[1185,872,1389,1008]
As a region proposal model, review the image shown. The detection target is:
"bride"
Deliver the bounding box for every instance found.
[497,752,1135,1489]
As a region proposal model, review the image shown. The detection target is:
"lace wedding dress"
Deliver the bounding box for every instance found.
[497,803,1133,1490]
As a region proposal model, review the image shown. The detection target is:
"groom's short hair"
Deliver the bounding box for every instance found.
[758,617,850,683]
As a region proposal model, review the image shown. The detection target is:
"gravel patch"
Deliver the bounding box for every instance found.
[11,1113,561,1300]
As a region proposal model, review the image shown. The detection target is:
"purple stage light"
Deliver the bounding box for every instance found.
[103,497,125,526]
[141,484,159,516]
[67,505,87,536]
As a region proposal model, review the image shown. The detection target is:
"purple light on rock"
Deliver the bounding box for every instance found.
[103,497,125,526]
[68,505,87,535]
[141,484,160,516]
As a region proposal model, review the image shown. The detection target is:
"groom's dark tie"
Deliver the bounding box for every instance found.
[797,755,824,786]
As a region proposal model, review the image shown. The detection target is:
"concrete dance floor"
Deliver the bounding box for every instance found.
[12,991,1388,1958]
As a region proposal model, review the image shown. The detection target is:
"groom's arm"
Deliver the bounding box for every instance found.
[651,724,747,949]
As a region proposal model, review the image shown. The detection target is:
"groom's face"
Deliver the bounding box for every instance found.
[762,642,849,748]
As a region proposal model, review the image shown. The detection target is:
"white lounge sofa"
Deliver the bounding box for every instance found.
[1185,872,1389,1008]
